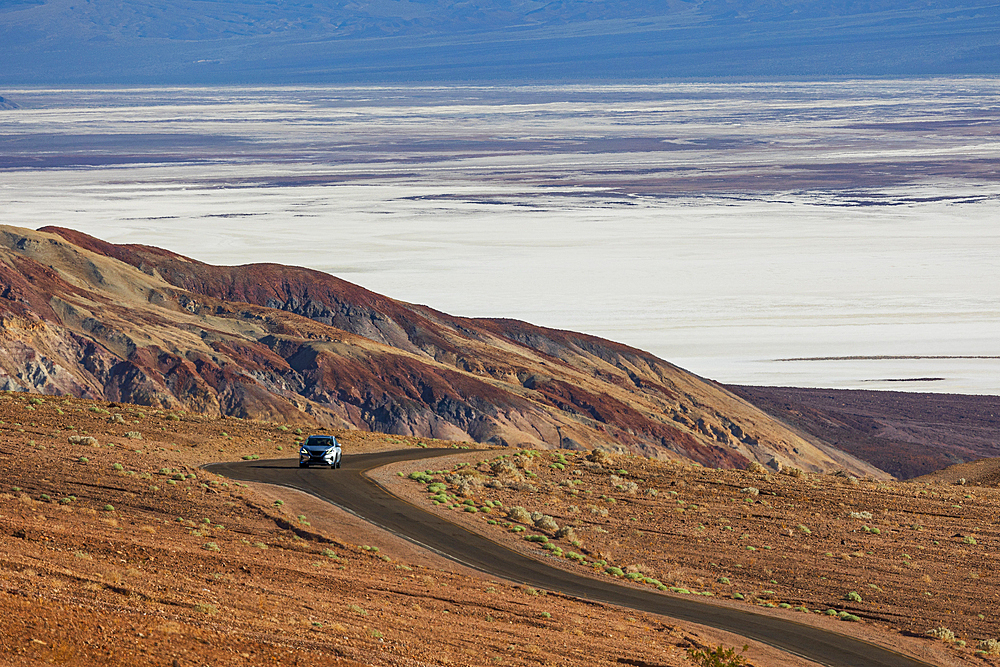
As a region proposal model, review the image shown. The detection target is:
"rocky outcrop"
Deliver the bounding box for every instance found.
[0,225,886,477]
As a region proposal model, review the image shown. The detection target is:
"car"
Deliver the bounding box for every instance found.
[298,434,342,468]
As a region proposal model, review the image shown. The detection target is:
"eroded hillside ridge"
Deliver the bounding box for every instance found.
[0,225,882,476]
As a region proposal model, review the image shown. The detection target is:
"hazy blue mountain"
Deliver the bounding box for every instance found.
[1,0,998,82]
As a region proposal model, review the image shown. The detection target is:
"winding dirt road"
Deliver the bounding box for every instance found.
[209,449,936,667]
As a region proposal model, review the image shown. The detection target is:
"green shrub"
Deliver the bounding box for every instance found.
[605,566,624,577]
[524,534,549,543]
[202,542,220,552]
[125,432,142,440]
[844,591,862,603]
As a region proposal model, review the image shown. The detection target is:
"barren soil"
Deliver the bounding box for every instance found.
[386,447,1000,663]
[0,391,816,667]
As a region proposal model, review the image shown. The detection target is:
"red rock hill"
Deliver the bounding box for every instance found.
[0,225,882,476]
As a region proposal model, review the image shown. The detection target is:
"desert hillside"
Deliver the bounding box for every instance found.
[0,225,880,476]
[0,391,967,666]
[0,392,749,667]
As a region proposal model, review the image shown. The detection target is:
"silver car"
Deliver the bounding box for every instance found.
[298,435,342,468]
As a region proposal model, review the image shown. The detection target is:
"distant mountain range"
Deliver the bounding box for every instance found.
[1,0,998,82]
[0,224,882,477]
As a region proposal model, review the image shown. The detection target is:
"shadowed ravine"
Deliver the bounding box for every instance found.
[209,449,934,667]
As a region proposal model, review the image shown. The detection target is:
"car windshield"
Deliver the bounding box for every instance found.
[305,436,336,447]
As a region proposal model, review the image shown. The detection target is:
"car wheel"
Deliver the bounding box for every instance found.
[299,463,308,468]
[336,459,341,468]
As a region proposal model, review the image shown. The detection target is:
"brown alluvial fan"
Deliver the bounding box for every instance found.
[0,225,882,476]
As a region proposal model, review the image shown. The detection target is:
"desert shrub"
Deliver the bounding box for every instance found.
[605,566,624,577]
[507,506,532,524]
[963,535,978,545]
[110,414,126,424]
[68,435,99,446]
[348,604,367,616]
[740,487,759,497]
[534,514,559,532]
[797,524,811,534]
[746,461,766,474]
[194,603,218,614]
[125,431,142,440]
[844,591,862,603]
[977,639,1000,656]
[926,627,956,643]
[849,511,873,520]
[687,644,748,667]
[717,577,730,584]
[202,542,220,552]
[555,526,578,542]
[507,480,537,492]
[586,449,613,465]
[782,467,804,478]
[524,534,549,544]
[112,463,124,471]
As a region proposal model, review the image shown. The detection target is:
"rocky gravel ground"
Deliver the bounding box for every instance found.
[0,391,788,667]
[389,447,1000,663]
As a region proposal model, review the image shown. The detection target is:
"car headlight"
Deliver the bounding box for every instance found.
[299,448,308,455]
